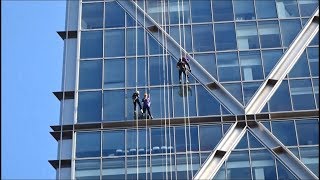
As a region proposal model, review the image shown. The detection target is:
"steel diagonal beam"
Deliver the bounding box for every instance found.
[245,8,319,114]
[116,0,244,115]
[247,121,318,179]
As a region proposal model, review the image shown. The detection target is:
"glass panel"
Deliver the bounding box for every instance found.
[276,159,298,179]
[271,120,297,146]
[239,51,263,81]
[80,31,103,59]
[248,132,264,148]
[78,91,102,123]
[151,127,175,154]
[126,28,146,56]
[81,3,103,29]
[192,24,215,52]
[102,130,125,156]
[148,88,161,119]
[197,85,221,116]
[149,56,166,86]
[296,119,319,145]
[176,153,200,179]
[215,23,237,51]
[251,149,277,180]
[261,49,283,77]
[104,29,125,57]
[79,60,102,90]
[76,132,101,158]
[289,79,315,110]
[213,163,226,179]
[105,1,125,28]
[276,0,299,18]
[148,34,162,55]
[269,80,292,112]
[199,125,222,151]
[147,1,164,25]
[169,0,191,24]
[289,51,310,78]
[102,158,125,179]
[75,160,100,180]
[280,19,301,47]
[173,85,196,117]
[226,150,251,179]
[127,156,151,180]
[190,0,212,23]
[194,53,217,79]
[103,90,125,121]
[300,147,319,176]
[307,47,319,77]
[312,78,319,108]
[235,132,248,149]
[222,83,243,104]
[212,0,234,21]
[217,52,241,82]
[169,25,192,52]
[104,59,125,88]
[126,57,148,88]
[242,82,262,106]
[255,0,277,19]
[236,22,259,50]
[151,155,175,179]
[258,21,281,48]
[127,129,150,155]
[298,0,318,16]
[234,0,255,20]
[175,126,199,152]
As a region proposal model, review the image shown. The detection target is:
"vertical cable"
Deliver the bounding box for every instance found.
[134,0,139,178]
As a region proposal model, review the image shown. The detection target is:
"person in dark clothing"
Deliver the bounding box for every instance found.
[177,57,191,83]
[142,93,153,119]
[132,90,143,114]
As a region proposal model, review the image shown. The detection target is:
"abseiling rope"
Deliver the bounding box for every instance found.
[134,1,139,178]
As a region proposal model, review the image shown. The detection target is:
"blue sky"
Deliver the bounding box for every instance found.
[2,1,66,179]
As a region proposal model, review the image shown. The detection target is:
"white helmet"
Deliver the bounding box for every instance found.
[136,90,139,94]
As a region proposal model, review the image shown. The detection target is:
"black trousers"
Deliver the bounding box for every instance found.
[179,69,188,81]
[133,99,142,111]
[143,106,152,117]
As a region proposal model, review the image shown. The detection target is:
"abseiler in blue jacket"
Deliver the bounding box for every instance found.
[142,93,153,119]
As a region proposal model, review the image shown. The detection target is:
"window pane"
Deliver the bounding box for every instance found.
[175,126,199,152]
[217,52,241,82]
[312,78,319,107]
[276,0,299,18]
[276,159,298,180]
[102,158,125,179]
[255,0,277,19]
[148,88,162,119]
[76,132,101,158]
[215,23,237,51]
[150,127,174,154]
[102,130,125,156]
[296,119,319,145]
[197,85,220,116]
[289,51,310,78]
[300,147,319,176]
[298,0,319,16]
[222,83,243,103]
[271,121,297,146]
[234,0,255,20]
[80,31,103,59]
[75,160,100,180]
[307,47,319,77]
[199,125,222,151]
[173,85,196,117]
[251,150,277,180]
[78,91,102,123]
[168,0,190,24]
[103,90,125,121]
[148,35,162,55]
[126,28,146,56]
[176,154,200,179]
[79,60,102,90]
[280,19,301,47]
[127,129,150,155]
[126,57,148,87]
[190,0,212,23]
[289,79,315,110]
[212,0,233,21]
[236,22,259,50]
[104,59,125,88]
[242,82,261,105]
[226,151,251,179]
[105,1,125,28]
[194,53,217,79]
[192,24,215,52]
[149,56,165,86]
[81,3,103,29]
[261,49,283,77]
[127,156,151,180]
[104,29,125,57]
[151,155,176,179]
[239,51,263,81]
[258,21,281,48]
[269,80,292,112]
[170,25,192,52]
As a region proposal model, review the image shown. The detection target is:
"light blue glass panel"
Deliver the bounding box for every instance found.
[104,29,125,57]
[176,153,200,179]
[248,132,264,148]
[289,51,310,78]
[126,28,146,56]
[169,25,192,52]
[312,78,319,107]
[261,49,283,77]
[104,59,125,88]
[105,1,125,28]
[269,80,292,112]
[307,47,319,77]
[298,0,319,16]
[234,0,255,20]
[251,149,277,180]
[76,132,101,158]
[103,90,125,121]
[102,158,125,179]
[190,0,212,23]
[280,19,301,47]
[215,23,237,51]
[226,151,251,179]
[192,24,215,52]
[148,88,161,119]
[127,129,150,155]
[258,21,281,48]
[199,125,222,151]
[235,132,248,149]
[216,52,241,82]
[81,3,103,29]
[168,0,191,24]
[79,60,102,90]
[80,31,103,59]
[276,159,298,179]
[173,85,196,118]
[149,56,165,86]
[193,53,217,79]
[236,22,259,50]
[150,127,174,154]
[212,0,234,21]
[296,119,319,145]
[78,91,102,123]
[102,130,125,156]
[147,1,165,24]
[276,0,300,18]
[75,160,100,180]
[271,120,298,146]
[239,51,263,81]
[289,79,315,110]
[175,126,199,152]
[127,156,151,180]
[148,35,162,55]
[197,85,220,116]
[300,147,319,176]
[255,0,277,19]
[222,83,243,103]
[151,155,176,179]
[126,57,148,88]
[242,82,262,106]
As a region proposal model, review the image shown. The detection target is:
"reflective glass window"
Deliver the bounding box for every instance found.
[104,59,125,88]
[127,129,150,155]
[251,150,277,179]
[261,49,283,77]
[126,13,136,27]
[236,22,259,50]
[103,90,125,121]
[175,126,199,152]
[81,3,103,29]
[234,0,255,20]
[147,1,165,24]
[105,1,125,28]
[280,19,301,47]
[127,156,151,179]
[222,83,243,103]
[212,0,233,21]
[192,24,215,52]
[149,88,162,119]
[307,47,319,77]
[242,82,261,105]
[176,154,200,179]
[312,78,319,107]
[168,0,190,24]
[197,85,221,116]
[289,51,310,78]
[76,132,101,158]
[300,147,319,176]
[150,127,174,154]
[199,125,222,151]
[296,119,319,145]
[276,0,299,18]
[79,60,102,90]
[276,159,298,179]
[169,25,192,52]
[102,158,125,179]
[149,56,166,86]
[78,91,102,123]
[289,79,315,110]
[235,132,248,149]
[226,151,251,179]
[269,80,292,112]
[75,160,100,180]
[271,121,297,146]
[80,31,103,59]
[255,0,277,19]
[126,57,148,88]
[102,130,125,156]
[148,35,162,55]
[215,23,237,51]
[126,28,146,56]
[190,0,212,23]
[248,132,264,148]
[173,86,196,117]
[258,21,281,48]
[194,53,217,79]
[104,29,125,57]
[239,51,263,81]
[216,52,241,82]
[151,155,176,179]
[298,0,319,16]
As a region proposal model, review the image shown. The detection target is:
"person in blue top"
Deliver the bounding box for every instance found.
[142,93,153,119]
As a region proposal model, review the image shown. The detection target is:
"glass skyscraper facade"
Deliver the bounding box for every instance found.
[50,0,319,179]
